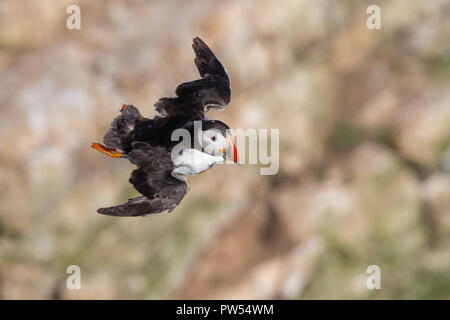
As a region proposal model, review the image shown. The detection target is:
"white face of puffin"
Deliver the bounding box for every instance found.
[201,129,228,157]
[172,129,226,176]
[172,128,238,176]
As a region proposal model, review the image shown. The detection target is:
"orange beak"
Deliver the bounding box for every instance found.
[224,136,239,164]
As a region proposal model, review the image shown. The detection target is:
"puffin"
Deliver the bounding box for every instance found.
[91,37,239,217]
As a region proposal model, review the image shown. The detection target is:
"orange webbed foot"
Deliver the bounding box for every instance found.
[91,142,123,158]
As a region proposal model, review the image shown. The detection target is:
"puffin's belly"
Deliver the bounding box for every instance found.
[172,148,222,176]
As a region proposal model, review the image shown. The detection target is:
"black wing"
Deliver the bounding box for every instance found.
[97,142,189,216]
[155,37,231,120]
[103,105,145,151]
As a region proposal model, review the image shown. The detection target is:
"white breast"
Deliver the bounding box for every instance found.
[172,149,223,176]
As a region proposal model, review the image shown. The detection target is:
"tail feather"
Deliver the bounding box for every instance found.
[103,105,142,150]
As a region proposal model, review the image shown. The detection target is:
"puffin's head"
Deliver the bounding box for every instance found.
[201,120,239,164]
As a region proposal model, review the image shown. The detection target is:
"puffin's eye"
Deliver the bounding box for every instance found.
[211,136,216,142]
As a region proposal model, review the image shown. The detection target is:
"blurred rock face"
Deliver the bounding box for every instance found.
[0,0,449,299]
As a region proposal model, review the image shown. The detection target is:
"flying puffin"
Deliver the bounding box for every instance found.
[91,37,239,217]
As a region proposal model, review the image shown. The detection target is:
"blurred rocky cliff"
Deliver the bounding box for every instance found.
[0,0,449,299]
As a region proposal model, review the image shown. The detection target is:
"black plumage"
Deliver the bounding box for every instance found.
[155,37,231,119]
[93,37,233,216]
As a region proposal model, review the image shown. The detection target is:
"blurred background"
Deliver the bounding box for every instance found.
[1,0,450,299]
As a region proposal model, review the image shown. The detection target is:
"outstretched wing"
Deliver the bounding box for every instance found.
[97,142,189,216]
[155,37,231,120]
